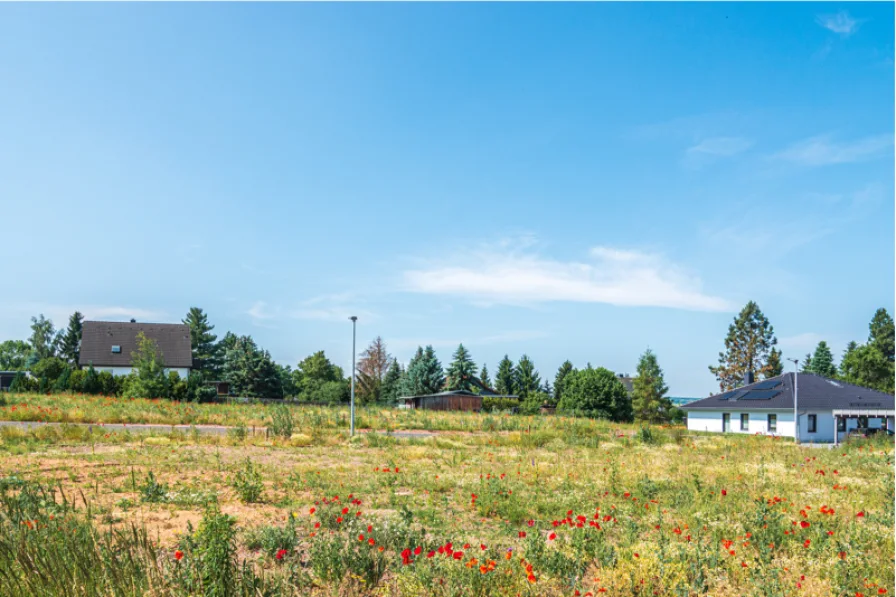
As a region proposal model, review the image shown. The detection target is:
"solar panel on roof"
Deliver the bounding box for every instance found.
[717,390,739,401]
[738,390,782,400]
[751,380,782,390]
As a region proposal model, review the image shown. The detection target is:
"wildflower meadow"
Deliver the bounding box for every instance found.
[0,393,893,596]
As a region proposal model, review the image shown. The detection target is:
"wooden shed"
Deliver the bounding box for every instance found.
[400,390,484,412]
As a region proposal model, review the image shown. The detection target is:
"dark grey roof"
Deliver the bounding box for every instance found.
[683,373,895,411]
[79,321,193,368]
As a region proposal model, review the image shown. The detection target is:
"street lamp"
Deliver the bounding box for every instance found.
[349,316,357,437]
[787,358,799,444]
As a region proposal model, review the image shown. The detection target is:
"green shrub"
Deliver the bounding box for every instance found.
[482,397,520,412]
[230,459,264,503]
[67,369,86,392]
[30,358,68,385]
[268,405,295,438]
[243,515,298,557]
[139,471,169,503]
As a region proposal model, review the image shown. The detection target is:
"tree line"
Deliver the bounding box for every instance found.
[0,308,679,423]
[709,301,894,394]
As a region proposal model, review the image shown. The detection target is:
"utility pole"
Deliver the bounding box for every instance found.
[788,358,799,444]
[350,316,357,437]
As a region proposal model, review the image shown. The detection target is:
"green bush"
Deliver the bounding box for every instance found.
[268,405,295,438]
[9,372,37,393]
[97,371,120,396]
[139,471,169,503]
[482,397,520,412]
[230,459,264,503]
[243,515,298,557]
[67,369,86,392]
[30,358,68,385]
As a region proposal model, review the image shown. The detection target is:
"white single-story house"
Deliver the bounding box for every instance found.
[78,320,193,379]
[683,372,894,445]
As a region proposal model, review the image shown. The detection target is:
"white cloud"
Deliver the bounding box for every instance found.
[774,134,892,166]
[816,11,860,37]
[247,301,275,320]
[402,241,731,312]
[289,293,377,322]
[686,137,753,157]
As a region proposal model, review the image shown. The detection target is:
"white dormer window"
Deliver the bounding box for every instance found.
[111,345,121,353]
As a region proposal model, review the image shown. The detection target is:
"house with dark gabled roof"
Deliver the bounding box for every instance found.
[683,371,894,444]
[78,320,193,378]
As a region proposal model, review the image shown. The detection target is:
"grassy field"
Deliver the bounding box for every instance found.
[0,394,893,596]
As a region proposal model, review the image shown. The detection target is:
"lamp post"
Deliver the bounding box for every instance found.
[349,316,357,437]
[788,358,799,444]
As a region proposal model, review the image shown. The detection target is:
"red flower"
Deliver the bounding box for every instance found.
[527,519,535,527]
[633,552,640,558]
[414,546,422,556]
[519,531,527,538]
[548,533,557,541]
[275,549,288,560]
[803,539,811,548]
[174,550,183,561]
[856,511,865,517]
[368,538,376,545]
[426,551,435,558]
[453,552,463,560]
[721,489,727,496]
[800,521,810,528]
[878,590,887,595]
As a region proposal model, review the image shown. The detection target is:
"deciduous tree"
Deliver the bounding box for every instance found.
[557,366,633,422]
[357,337,393,404]
[0,340,30,370]
[28,314,59,361]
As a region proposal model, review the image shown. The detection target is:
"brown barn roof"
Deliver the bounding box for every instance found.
[78,321,193,368]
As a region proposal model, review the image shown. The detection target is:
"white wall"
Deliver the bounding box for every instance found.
[97,367,190,379]
[688,410,893,444]
[686,410,795,437]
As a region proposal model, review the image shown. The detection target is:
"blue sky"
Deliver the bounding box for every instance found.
[0,3,892,396]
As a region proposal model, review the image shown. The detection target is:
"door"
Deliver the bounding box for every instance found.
[722,413,731,432]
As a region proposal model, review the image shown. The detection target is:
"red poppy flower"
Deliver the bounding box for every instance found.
[856,511,865,517]
[174,550,183,561]
[414,546,422,556]
[275,549,288,560]
[721,489,727,496]
[800,521,810,528]
[453,552,463,560]
[803,539,811,548]
[519,531,526,538]
[548,533,557,541]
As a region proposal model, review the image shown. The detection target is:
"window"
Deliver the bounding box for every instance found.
[111,345,121,354]
[858,416,868,428]
[837,418,846,432]
[808,414,817,433]
[722,413,730,433]
[740,413,749,431]
[767,414,777,433]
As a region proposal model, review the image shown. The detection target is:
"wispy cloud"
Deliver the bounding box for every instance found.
[773,134,893,166]
[686,137,753,157]
[247,301,275,320]
[402,240,731,312]
[683,136,753,169]
[289,293,377,322]
[816,11,861,37]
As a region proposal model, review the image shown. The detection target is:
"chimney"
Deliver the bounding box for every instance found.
[744,370,754,386]
[130,318,136,323]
